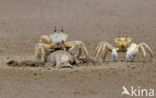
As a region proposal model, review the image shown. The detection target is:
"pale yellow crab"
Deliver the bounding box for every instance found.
[35,26,88,62]
[96,34,153,62]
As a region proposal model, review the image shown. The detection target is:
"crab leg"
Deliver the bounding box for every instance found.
[138,42,153,58]
[96,41,118,61]
[96,41,105,57]
[138,45,146,57]
[40,35,51,44]
[35,43,56,62]
[65,41,89,58]
[101,45,108,60]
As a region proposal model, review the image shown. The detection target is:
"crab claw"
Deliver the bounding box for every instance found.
[111,48,118,61]
[126,42,153,62]
[126,54,136,62]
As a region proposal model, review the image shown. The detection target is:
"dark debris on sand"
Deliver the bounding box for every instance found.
[7,60,45,67]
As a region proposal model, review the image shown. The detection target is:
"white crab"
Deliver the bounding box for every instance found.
[46,50,75,69]
[35,26,88,62]
[96,34,153,62]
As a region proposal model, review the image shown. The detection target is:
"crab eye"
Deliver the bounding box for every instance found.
[61,40,65,43]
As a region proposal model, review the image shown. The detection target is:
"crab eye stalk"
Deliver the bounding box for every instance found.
[54,26,57,33]
[61,26,63,32]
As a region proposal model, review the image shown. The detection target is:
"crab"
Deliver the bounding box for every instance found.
[46,50,76,69]
[96,34,153,62]
[35,26,88,62]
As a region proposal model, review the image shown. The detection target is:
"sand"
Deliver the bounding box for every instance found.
[0,0,156,98]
